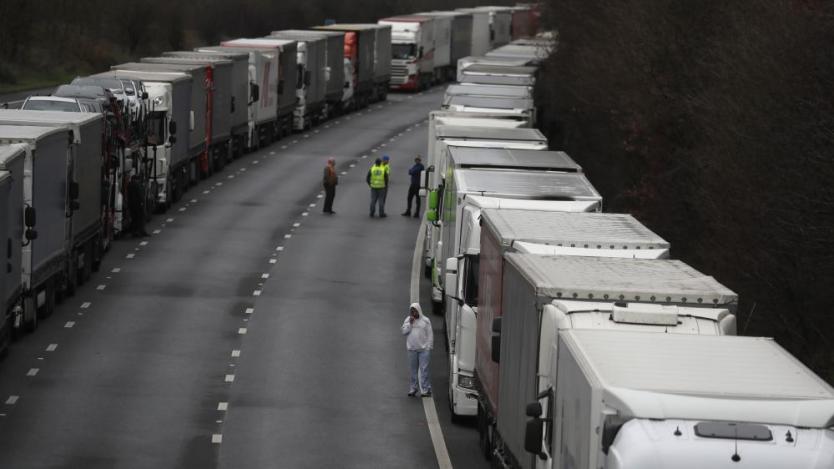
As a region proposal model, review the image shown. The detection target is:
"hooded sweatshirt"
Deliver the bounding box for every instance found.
[401,303,433,351]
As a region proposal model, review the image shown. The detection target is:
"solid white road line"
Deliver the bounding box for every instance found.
[411,218,453,469]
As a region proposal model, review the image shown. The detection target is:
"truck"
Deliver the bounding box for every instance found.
[98,70,191,209]
[460,64,537,87]
[368,24,392,102]
[314,24,377,109]
[0,110,106,294]
[161,51,251,159]
[272,30,346,118]
[410,13,453,83]
[483,254,740,468]
[220,38,299,138]
[417,11,474,80]
[475,6,514,48]
[524,330,834,468]
[443,209,671,419]
[428,166,601,314]
[442,95,536,124]
[378,16,435,92]
[269,31,327,130]
[445,83,533,101]
[487,42,551,64]
[196,46,279,148]
[509,5,535,39]
[0,127,73,333]
[0,162,15,352]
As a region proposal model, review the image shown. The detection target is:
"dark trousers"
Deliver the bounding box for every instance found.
[323,185,336,212]
[405,184,420,214]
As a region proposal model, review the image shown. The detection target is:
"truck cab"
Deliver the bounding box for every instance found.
[378,16,436,91]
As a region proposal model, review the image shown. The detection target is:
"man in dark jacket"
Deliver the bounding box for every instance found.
[127,174,149,237]
[322,157,338,214]
[401,156,424,218]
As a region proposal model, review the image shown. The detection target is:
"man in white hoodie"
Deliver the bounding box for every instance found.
[401,303,433,397]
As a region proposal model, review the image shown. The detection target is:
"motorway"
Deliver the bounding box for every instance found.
[0,88,489,468]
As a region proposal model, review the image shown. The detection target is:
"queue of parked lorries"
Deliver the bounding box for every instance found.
[417,12,834,469]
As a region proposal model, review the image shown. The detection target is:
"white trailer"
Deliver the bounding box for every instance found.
[273,30,346,117]
[0,127,72,333]
[485,254,740,468]
[525,330,834,469]
[0,111,105,294]
[457,56,533,82]
[445,83,533,100]
[460,64,537,87]
[442,95,536,124]
[269,32,327,130]
[412,12,454,82]
[0,163,15,351]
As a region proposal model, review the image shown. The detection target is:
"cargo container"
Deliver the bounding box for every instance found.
[455,9,491,56]
[196,46,280,148]
[162,51,251,158]
[220,38,299,137]
[0,127,73,333]
[368,24,392,101]
[314,24,379,108]
[0,110,105,295]
[470,6,513,48]
[486,43,550,64]
[457,55,533,82]
[509,5,535,39]
[269,31,328,130]
[459,64,537,87]
[273,30,346,117]
[484,255,739,467]
[523,331,834,468]
[445,83,533,100]
[0,165,14,352]
[411,13,454,82]
[442,210,671,419]
[442,95,536,124]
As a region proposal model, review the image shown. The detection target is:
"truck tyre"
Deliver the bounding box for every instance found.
[38,280,56,319]
[432,300,443,316]
[23,296,37,333]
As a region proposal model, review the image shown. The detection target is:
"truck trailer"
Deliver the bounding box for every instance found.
[459,64,537,87]
[411,13,455,82]
[442,95,536,124]
[483,254,739,467]
[444,209,671,419]
[445,83,533,101]
[0,111,105,294]
[314,24,378,109]
[0,127,73,333]
[524,330,834,468]
[416,11,474,80]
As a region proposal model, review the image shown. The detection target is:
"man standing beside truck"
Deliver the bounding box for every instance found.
[366,158,388,217]
[401,303,433,397]
[322,157,338,214]
[402,155,424,218]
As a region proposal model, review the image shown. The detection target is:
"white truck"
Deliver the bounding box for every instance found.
[0,167,11,352]
[0,127,72,333]
[482,253,740,467]
[0,111,105,294]
[471,6,513,48]
[457,56,533,82]
[410,12,454,82]
[524,330,834,468]
[443,208,671,419]
[460,63,537,87]
[442,95,536,124]
[429,166,602,315]
[416,11,474,80]
[455,9,491,56]
[487,42,551,65]
[378,15,436,91]
[269,32,327,130]
[102,70,191,207]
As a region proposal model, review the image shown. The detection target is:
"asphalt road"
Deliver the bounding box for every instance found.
[0,88,489,469]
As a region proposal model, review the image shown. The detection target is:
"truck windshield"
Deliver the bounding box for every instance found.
[392,44,416,60]
[22,99,80,112]
[146,111,166,146]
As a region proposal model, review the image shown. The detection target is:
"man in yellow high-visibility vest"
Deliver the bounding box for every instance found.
[366,157,389,217]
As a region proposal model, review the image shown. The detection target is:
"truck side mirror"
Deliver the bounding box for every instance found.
[169,120,177,136]
[168,136,177,144]
[142,91,149,100]
[524,418,544,455]
[250,83,260,102]
[526,402,542,417]
[344,81,350,90]
[25,229,38,241]
[491,317,502,362]
[24,206,36,228]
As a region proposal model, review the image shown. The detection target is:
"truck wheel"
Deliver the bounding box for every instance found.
[38,281,56,319]
[23,296,37,333]
[432,300,443,316]
[424,264,431,279]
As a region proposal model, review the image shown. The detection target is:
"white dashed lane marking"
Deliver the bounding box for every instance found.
[261,273,270,279]
[292,223,300,228]
[253,290,262,297]
[46,344,57,352]
[139,241,148,246]
[284,234,292,239]
[231,350,241,358]
[238,328,247,335]
[5,395,19,405]
[212,434,223,444]
[81,302,91,309]
[96,285,106,290]
[166,218,174,222]
[269,259,277,264]
[225,374,235,383]
[65,322,75,328]
[245,308,254,315]
[218,402,228,411]
[26,368,39,377]
[153,229,161,234]
[275,246,284,252]
[126,253,135,259]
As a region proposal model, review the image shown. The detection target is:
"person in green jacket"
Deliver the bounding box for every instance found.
[366,158,388,217]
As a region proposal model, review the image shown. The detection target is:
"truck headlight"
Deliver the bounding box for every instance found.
[458,375,476,390]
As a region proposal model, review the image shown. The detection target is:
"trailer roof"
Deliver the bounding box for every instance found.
[444,95,534,110]
[0,124,67,142]
[454,168,600,201]
[563,330,834,427]
[221,38,297,49]
[486,45,549,61]
[197,46,277,55]
[279,29,345,38]
[448,147,581,172]
[505,253,736,305]
[436,125,545,141]
[460,56,533,67]
[463,64,538,76]
[173,49,249,59]
[154,54,234,65]
[314,24,380,31]
[96,70,191,83]
[379,15,434,22]
[483,210,668,249]
[445,84,532,99]
[270,30,334,41]
[0,109,101,126]
[118,61,208,73]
